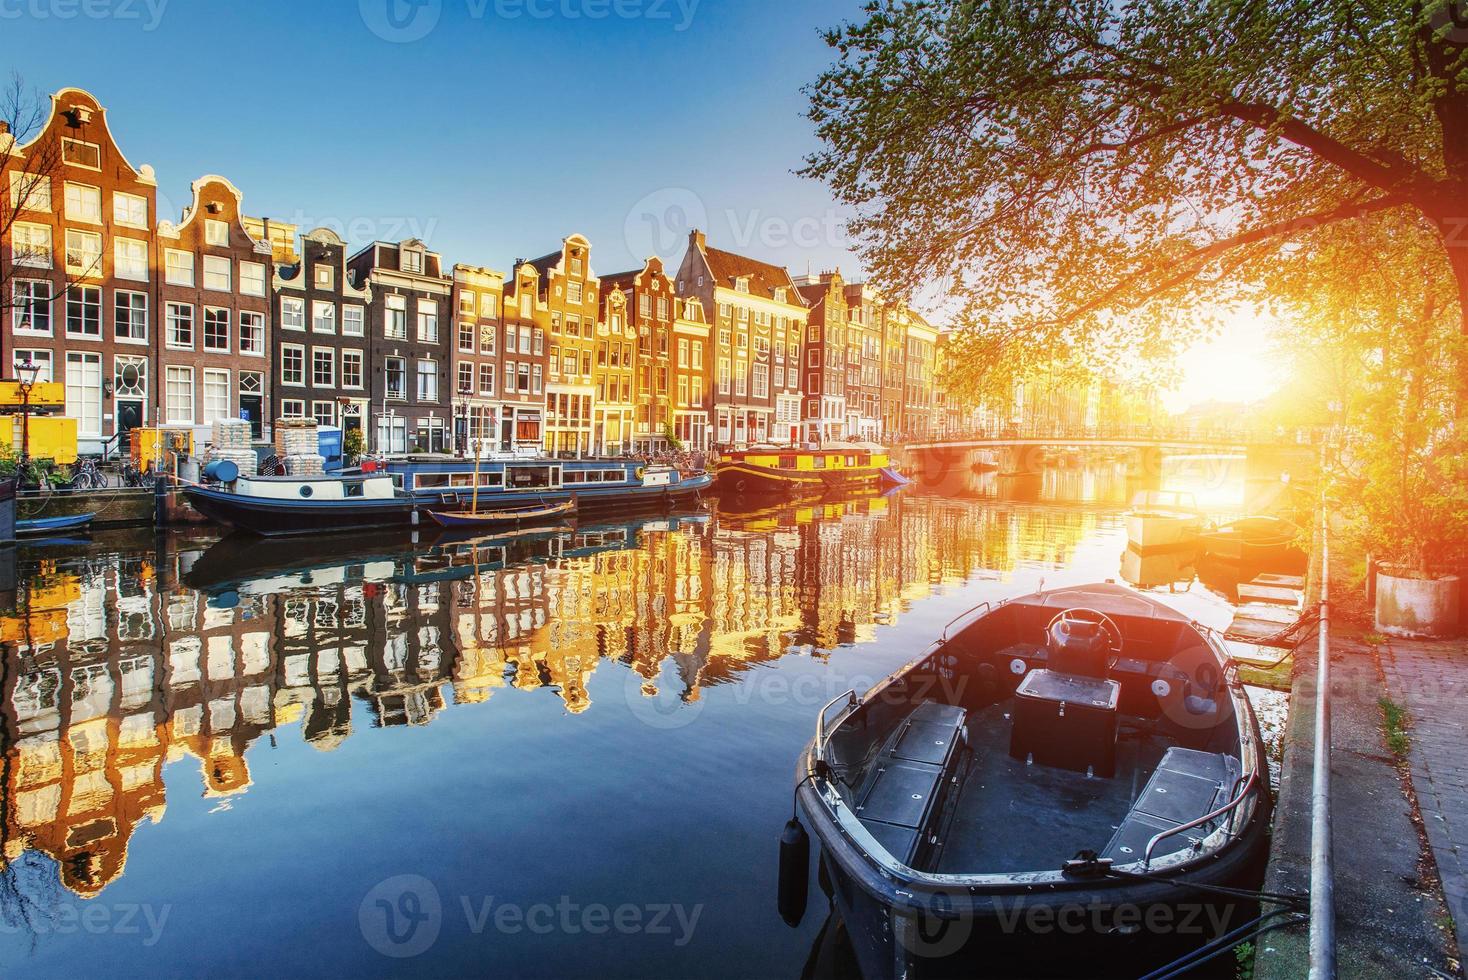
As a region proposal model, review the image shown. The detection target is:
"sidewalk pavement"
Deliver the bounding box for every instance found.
[1380,635,1468,966]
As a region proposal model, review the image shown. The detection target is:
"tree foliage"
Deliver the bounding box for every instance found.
[803,0,1468,404]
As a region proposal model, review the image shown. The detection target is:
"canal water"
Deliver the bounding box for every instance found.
[0,456,1288,978]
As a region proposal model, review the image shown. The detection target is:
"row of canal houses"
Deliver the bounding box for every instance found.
[0,88,945,456]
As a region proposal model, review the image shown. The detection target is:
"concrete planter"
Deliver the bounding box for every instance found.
[1374,566,1461,639]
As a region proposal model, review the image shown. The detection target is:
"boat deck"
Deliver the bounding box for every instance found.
[933,701,1172,875]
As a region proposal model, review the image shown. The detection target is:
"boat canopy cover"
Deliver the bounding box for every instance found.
[1005,583,1193,623]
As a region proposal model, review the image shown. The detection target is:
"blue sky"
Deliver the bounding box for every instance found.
[3,0,866,278]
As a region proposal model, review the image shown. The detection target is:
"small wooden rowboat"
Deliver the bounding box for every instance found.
[426,499,576,530]
[17,512,95,537]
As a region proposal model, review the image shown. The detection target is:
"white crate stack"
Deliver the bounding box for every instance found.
[205,418,259,476]
[275,418,325,476]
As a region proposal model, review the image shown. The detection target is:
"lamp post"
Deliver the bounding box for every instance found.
[15,359,41,473]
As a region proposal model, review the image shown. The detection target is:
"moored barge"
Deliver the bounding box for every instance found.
[182,456,711,536]
[715,442,904,495]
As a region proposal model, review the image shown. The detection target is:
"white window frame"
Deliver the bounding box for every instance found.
[281,296,306,331]
[239,261,266,297]
[13,349,54,382]
[64,181,102,224]
[312,347,335,388]
[65,285,101,338]
[11,222,53,269]
[203,307,231,352]
[342,305,365,336]
[166,302,195,350]
[341,349,364,390]
[12,280,52,335]
[64,229,102,278]
[204,218,229,247]
[202,368,230,424]
[165,365,195,425]
[239,310,266,356]
[203,255,232,292]
[281,343,306,387]
[165,248,195,286]
[114,236,149,282]
[114,289,149,344]
[8,171,52,213]
[312,300,337,334]
[113,191,148,229]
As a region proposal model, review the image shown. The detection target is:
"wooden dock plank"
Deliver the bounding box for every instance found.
[1236,583,1304,607]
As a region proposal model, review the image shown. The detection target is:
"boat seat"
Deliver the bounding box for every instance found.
[1101,747,1239,864]
[855,701,967,866]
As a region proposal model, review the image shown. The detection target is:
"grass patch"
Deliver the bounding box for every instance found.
[1234,940,1255,979]
[1363,631,1387,646]
[1379,696,1412,758]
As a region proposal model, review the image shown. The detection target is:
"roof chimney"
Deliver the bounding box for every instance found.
[691,228,707,252]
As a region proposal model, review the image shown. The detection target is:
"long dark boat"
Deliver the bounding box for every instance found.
[1199,516,1300,564]
[182,457,711,537]
[784,583,1271,978]
[427,499,575,530]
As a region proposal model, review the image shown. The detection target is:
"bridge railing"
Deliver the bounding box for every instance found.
[892,422,1328,448]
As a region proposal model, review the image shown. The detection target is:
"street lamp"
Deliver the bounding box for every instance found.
[15,358,41,472]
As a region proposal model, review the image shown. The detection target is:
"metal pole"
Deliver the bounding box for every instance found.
[1309,490,1336,978]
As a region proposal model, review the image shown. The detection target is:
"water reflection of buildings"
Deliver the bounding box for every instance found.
[0,494,1107,899]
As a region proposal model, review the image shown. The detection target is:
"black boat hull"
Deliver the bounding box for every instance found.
[183,477,710,537]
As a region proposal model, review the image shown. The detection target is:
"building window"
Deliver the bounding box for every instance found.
[481,293,498,319]
[65,352,103,437]
[531,364,542,395]
[203,308,230,351]
[518,325,532,354]
[735,360,747,396]
[418,300,439,343]
[65,229,102,277]
[753,363,769,399]
[203,255,232,291]
[64,182,102,223]
[281,297,305,330]
[677,339,689,368]
[61,137,101,169]
[718,358,730,395]
[202,369,230,423]
[281,398,305,418]
[312,401,335,427]
[12,280,52,334]
[402,249,424,274]
[342,305,364,336]
[240,311,265,355]
[385,357,406,400]
[110,357,144,412]
[114,290,148,342]
[166,302,194,349]
[342,350,364,389]
[205,219,229,247]
[165,366,194,424]
[281,344,305,386]
[8,171,53,212]
[312,300,336,333]
[458,321,475,352]
[165,248,194,286]
[312,348,334,387]
[458,362,474,394]
[479,363,494,396]
[11,222,52,268]
[314,264,334,289]
[505,360,517,391]
[479,323,496,355]
[114,237,148,281]
[417,359,438,401]
[567,280,583,304]
[518,362,530,394]
[13,350,53,382]
[114,192,147,229]
[459,291,475,316]
[240,261,266,297]
[66,285,101,337]
[386,295,407,339]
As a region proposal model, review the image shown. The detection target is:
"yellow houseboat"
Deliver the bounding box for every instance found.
[714,442,906,495]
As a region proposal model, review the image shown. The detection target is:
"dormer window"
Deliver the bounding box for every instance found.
[402,248,424,274]
[774,287,787,303]
[61,137,100,170]
[570,255,583,277]
[735,277,750,294]
[315,264,334,289]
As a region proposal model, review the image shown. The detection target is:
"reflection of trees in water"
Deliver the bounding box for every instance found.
[0,497,1115,902]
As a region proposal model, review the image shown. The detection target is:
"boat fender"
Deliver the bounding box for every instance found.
[410,510,420,527]
[635,466,646,480]
[778,817,810,927]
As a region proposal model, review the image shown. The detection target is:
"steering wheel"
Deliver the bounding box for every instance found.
[1046,607,1124,657]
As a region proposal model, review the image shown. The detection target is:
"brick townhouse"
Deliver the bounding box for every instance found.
[530,235,596,455]
[155,176,273,436]
[450,262,506,453]
[2,87,161,452]
[272,227,373,437]
[347,238,454,453]
[601,256,675,454]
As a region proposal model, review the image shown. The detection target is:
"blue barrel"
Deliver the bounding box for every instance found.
[203,459,240,483]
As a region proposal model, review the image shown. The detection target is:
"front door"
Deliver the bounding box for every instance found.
[116,400,144,443]
[239,395,263,439]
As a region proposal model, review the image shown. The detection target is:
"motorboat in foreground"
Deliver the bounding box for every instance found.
[784,583,1270,978]
[1124,490,1205,550]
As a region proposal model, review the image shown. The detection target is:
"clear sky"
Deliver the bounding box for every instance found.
[2,0,866,278]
